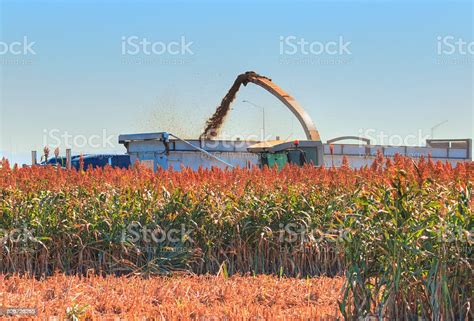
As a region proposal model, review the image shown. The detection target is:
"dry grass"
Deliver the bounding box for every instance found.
[0,274,343,320]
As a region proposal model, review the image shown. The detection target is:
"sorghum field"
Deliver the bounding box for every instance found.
[0,155,472,320]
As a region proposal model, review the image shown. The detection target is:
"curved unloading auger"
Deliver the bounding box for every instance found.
[200,71,321,141]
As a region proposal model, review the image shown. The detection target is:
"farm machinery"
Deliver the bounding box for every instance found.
[118,71,471,171]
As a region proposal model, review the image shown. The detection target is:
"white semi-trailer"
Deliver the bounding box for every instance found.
[118,132,471,171]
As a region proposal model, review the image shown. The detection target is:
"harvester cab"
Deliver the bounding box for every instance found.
[247,140,324,169]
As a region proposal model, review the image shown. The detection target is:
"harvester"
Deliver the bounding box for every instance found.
[118,71,471,171]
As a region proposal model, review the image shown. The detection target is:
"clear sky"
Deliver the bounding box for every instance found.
[0,0,472,165]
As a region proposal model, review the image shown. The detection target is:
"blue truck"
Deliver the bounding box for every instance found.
[44,154,130,170]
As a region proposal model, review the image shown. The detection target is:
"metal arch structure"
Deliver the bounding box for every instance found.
[327,136,371,145]
[200,71,321,141]
[245,73,321,141]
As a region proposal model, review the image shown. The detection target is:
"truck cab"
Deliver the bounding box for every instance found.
[247,140,324,169]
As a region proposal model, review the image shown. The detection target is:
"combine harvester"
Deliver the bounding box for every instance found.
[119,71,472,170]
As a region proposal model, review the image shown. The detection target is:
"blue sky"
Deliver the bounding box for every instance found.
[0,0,472,165]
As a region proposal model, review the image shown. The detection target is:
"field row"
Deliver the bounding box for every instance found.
[0,274,343,320]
